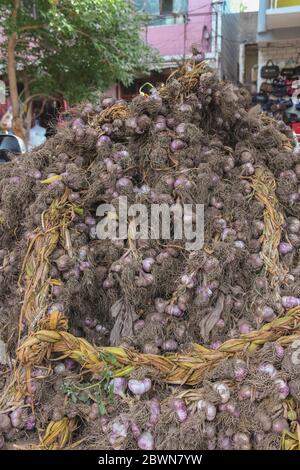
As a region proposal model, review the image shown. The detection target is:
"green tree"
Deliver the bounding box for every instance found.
[0,0,158,132]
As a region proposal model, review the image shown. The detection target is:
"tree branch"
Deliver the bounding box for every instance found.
[7,0,21,120]
[19,24,47,32]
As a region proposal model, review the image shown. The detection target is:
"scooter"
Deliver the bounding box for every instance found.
[0,133,25,163]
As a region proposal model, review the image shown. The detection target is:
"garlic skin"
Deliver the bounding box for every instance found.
[128,378,152,395]
[213,383,230,403]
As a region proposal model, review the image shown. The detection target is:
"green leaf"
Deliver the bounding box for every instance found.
[74,207,84,216]
[71,394,78,404]
[95,389,107,416]
[0,0,161,103]
[98,401,107,416]
[78,391,89,403]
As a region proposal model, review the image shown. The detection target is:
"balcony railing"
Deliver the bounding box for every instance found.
[150,13,186,26]
[134,0,188,25]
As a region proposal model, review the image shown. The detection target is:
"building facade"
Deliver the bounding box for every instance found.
[108,0,224,99]
[230,0,300,140]
[232,1,300,91]
[257,0,300,89]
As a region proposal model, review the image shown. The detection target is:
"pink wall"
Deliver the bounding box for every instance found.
[143,0,212,57]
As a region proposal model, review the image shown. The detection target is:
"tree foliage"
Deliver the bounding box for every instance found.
[0,0,159,102]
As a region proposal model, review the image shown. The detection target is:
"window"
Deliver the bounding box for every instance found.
[161,0,173,15]
[134,0,188,25]
[135,1,160,15]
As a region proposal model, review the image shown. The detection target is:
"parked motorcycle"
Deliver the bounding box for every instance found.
[0,133,25,163]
